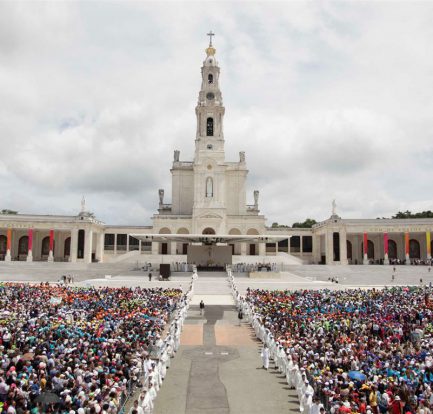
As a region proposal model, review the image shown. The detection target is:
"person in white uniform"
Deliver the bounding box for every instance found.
[261,344,270,370]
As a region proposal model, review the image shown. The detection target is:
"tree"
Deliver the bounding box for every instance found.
[271,222,290,228]
[292,218,317,228]
[0,209,18,215]
[392,210,433,219]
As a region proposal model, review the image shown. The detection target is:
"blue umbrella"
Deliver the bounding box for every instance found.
[348,371,367,381]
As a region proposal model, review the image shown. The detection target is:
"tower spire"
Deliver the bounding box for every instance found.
[207,30,215,47]
[206,31,216,57]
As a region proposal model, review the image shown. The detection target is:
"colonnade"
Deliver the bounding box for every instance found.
[314,230,432,265]
[0,227,105,264]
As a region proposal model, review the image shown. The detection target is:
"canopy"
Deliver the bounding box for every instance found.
[129,233,290,245]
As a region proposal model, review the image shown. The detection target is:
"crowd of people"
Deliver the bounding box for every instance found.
[236,284,433,414]
[361,259,433,266]
[231,262,278,273]
[0,280,193,414]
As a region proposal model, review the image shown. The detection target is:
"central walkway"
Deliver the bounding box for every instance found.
[154,276,299,414]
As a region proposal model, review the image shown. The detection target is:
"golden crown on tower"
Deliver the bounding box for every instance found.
[206,46,216,56]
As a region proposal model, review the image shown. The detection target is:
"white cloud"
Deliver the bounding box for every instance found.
[0,1,432,225]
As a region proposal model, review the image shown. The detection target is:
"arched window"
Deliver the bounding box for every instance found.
[206,177,213,198]
[206,117,214,136]
[208,73,213,84]
[18,236,29,255]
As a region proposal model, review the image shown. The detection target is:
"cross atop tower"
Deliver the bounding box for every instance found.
[207,30,215,46]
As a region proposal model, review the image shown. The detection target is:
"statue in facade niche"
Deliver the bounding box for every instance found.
[254,190,259,207]
[239,151,245,163]
[159,189,164,205]
[174,150,180,162]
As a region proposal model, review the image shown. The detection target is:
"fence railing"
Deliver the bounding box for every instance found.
[118,368,149,414]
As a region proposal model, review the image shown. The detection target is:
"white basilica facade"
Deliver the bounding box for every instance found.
[151,41,267,256]
[0,39,432,267]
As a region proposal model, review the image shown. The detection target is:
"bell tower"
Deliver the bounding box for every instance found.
[194,31,225,163]
[192,32,228,234]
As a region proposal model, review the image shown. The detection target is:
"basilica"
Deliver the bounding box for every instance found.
[0,38,432,267]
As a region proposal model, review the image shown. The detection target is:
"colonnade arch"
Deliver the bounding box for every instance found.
[361,240,375,260]
[346,240,352,260]
[41,236,55,257]
[64,237,71,259]
[388,240,398,259]
[0,235,6,256]
[18,236,29,256]
[409,239,421,259]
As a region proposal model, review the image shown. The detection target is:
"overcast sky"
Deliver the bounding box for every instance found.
[1,1,433,226]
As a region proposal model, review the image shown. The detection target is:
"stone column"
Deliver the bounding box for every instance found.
[70,229,78,263]
[363,232,369,265]
[300,236,303,257]
[383,233,389,265]
[84,229,93,264]
[312,234,320,264]
[114,234,117,255]
[427,231,431,260]
[48,230,54,262]
[240,242,247,256]
[275,241,279,254]
[26,229,33,262]
[151,242,159,255]
[95,232,104,263]
[126,234,130,252]
[5,229,12,262]
[170,241,177,255]
[405,232,410,265]
[325,231,333,265]
[288,238,291,255]
[339,229,348,265]
[139,240,142,253]
[258,242,266,257]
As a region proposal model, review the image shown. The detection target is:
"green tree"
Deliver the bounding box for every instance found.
[271,222,290,228]
[0,209,18,215]
[292,218,317,228]
[392,210,433,219]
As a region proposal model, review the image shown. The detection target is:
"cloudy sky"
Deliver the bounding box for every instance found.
[1,1,433,226]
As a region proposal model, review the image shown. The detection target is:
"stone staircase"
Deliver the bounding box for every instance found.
[191,271,234,305]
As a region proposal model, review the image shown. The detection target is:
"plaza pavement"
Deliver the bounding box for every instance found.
[153,304,298,414]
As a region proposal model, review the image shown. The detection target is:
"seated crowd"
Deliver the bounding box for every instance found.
[243,286,433,414]
[0,283,184,413]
